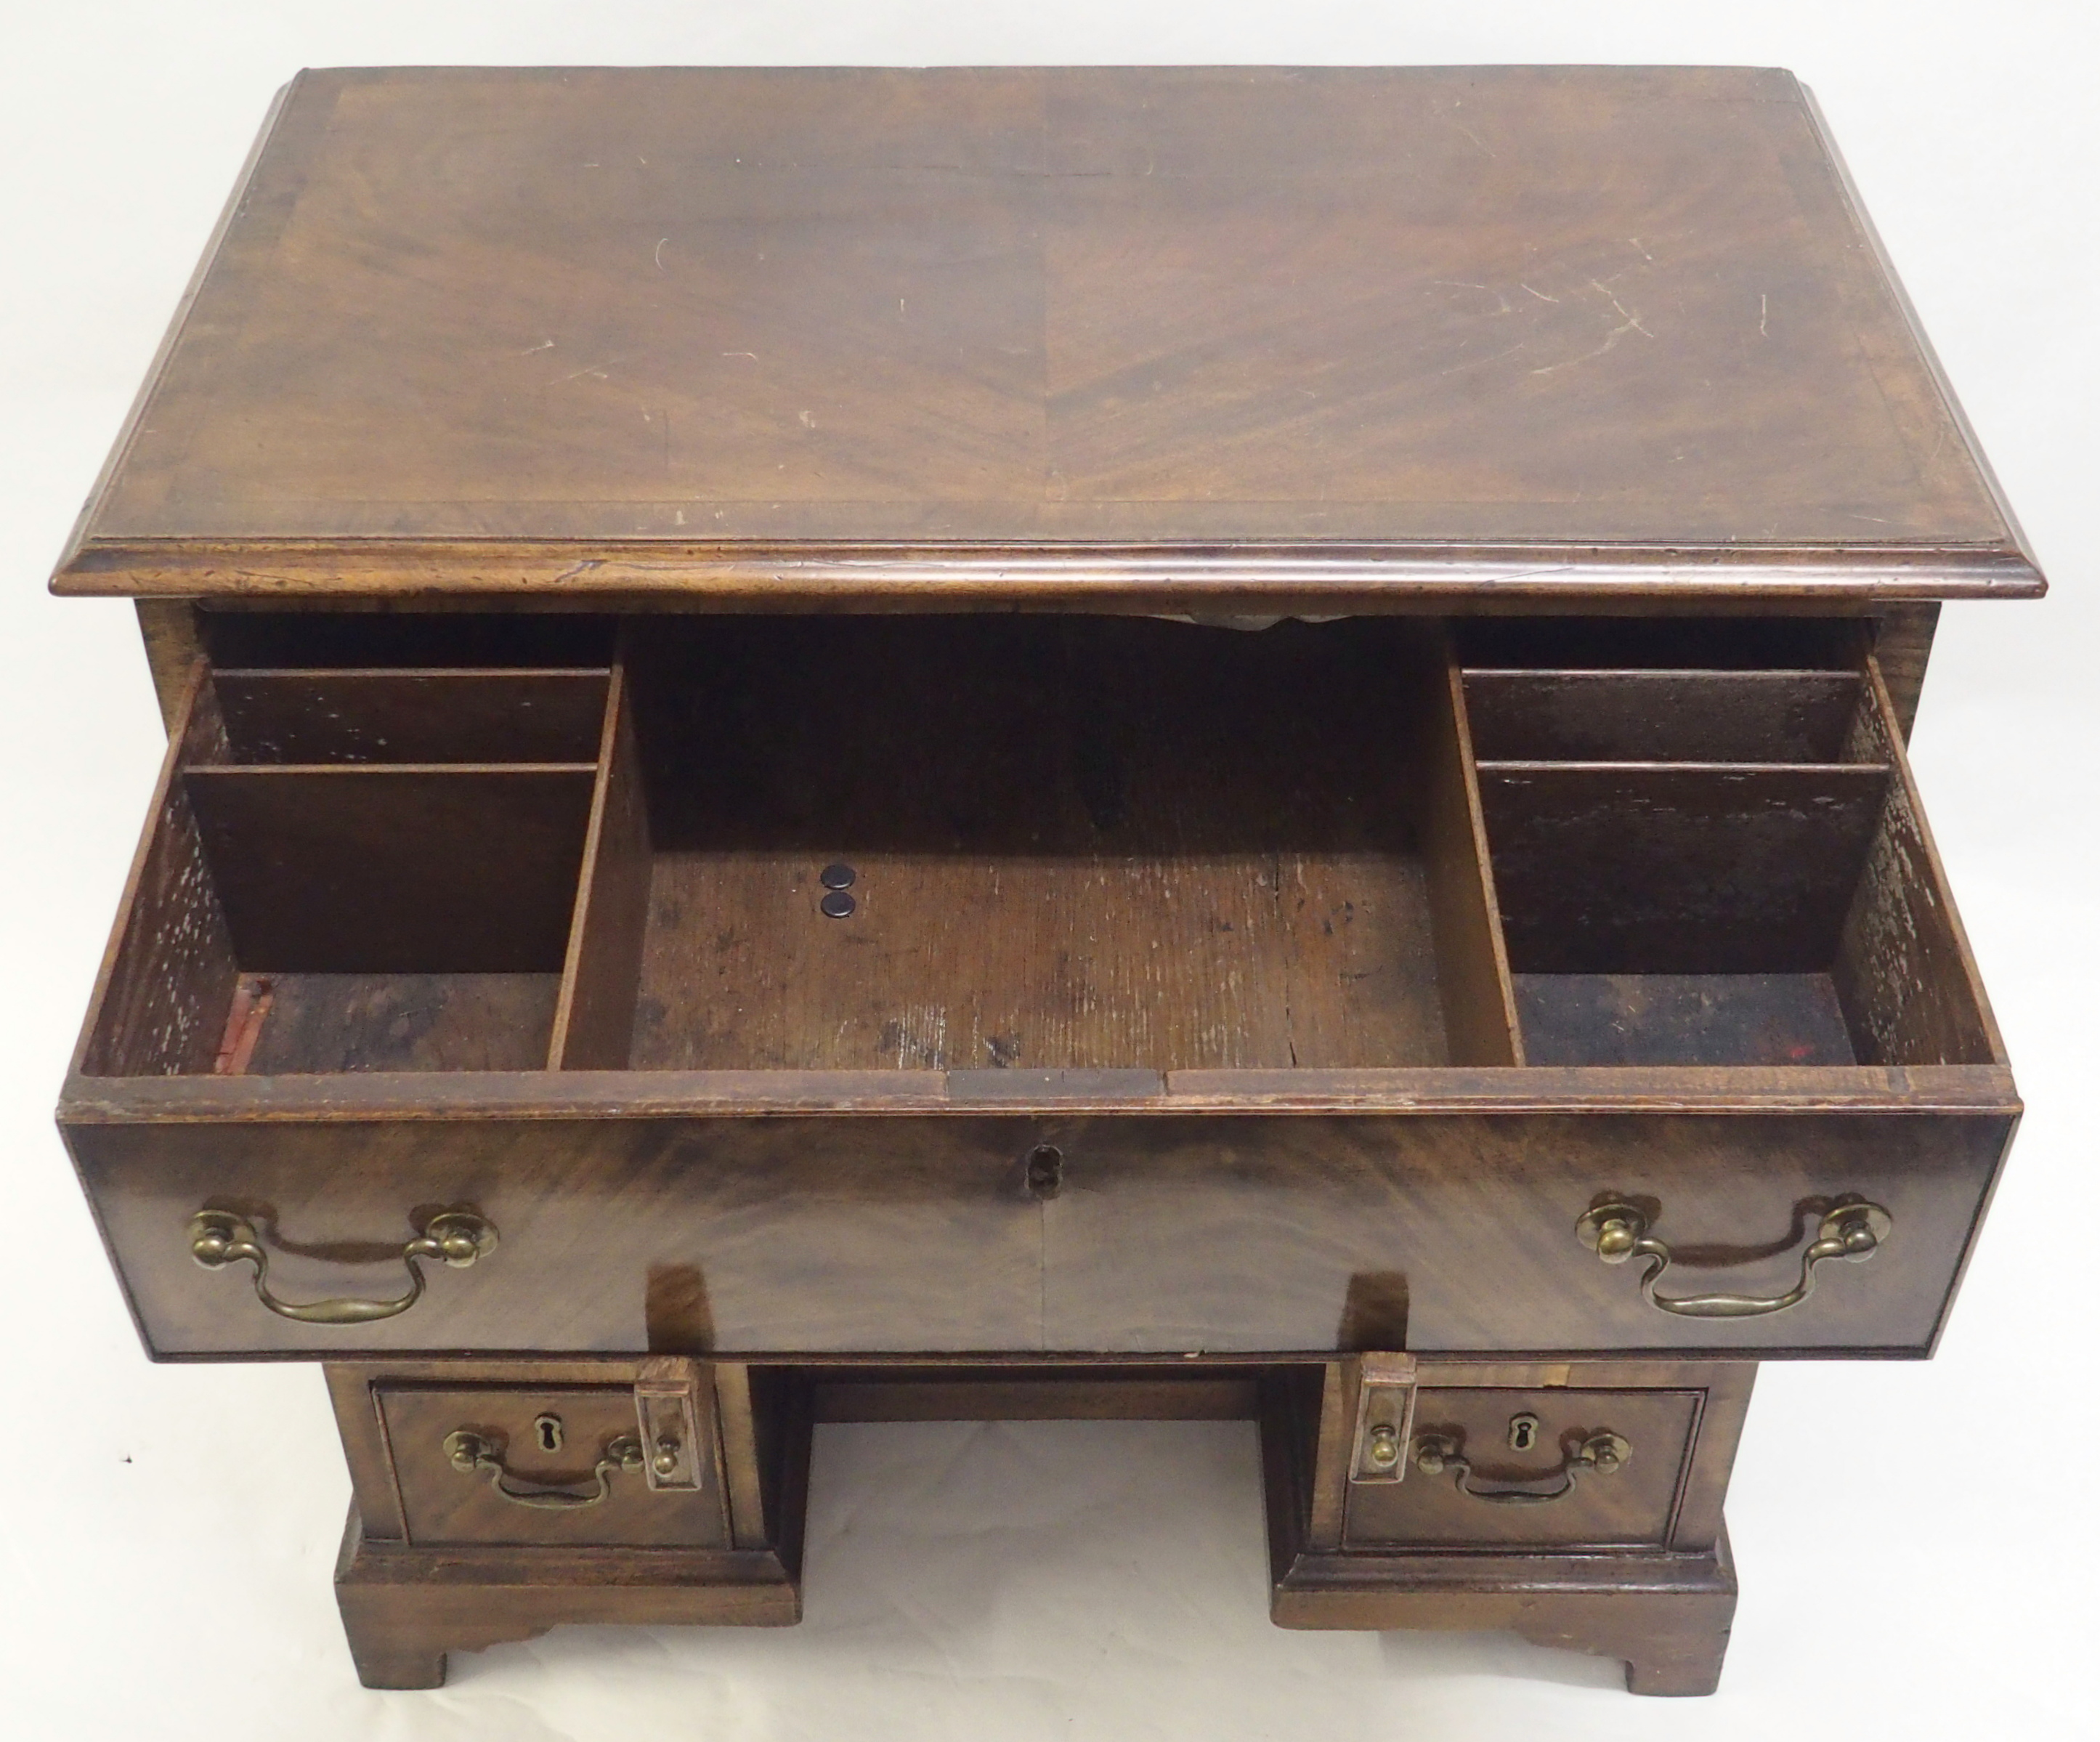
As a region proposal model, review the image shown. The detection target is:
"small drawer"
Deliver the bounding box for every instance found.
[1344,1387,1699,1550]
[378,1379,730,1547]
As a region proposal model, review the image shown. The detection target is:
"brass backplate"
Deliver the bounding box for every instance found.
[1348,1353,1419,1486]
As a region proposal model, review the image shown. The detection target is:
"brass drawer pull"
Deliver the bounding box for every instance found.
[1576,1197,1891,1318]
[187,1208,496,1324]
[443,1429,644,1510]
[1413,1430,1630,1504]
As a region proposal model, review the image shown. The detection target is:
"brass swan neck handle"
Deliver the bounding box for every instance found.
[1413,1431,1630,1504]
[444,1430,644,1510]
[187,1208,496,1324]
[1576,1198,1891,1318]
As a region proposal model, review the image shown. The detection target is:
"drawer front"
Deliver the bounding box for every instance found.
[66,1105,2008,1358]
[379,1382,729,1547]
[1343,1386,1698,1549]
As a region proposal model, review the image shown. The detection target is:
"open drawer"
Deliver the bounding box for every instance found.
[58,615,2016,1360]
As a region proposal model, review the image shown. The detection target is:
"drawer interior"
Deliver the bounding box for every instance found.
[1454,621,1993,1069]
[76,613,2000,1079]
[83,665,605,1074]
[616,617,1475,1072]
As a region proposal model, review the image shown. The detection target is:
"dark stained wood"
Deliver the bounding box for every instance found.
[61,1101,2013,1358]
[67,1113,1050,1357]
[1302,1361,1357,1554]
[200,608,620,671]
[325,1365,408,1541]
[212,669,608,763]
[1515,973,1857,1068]
[1422,647,1523,1065]
[54,68,2040,606]
[184,765,594,973]
[335,1509,802,1689]
[46,63,2041,1702]
[1260,1357,1743,1692]
[1479,763,1893,974]
[1833,658,2003,1066]
[65,1056,2019,1118]
[379,1382,729,1547]
[1463,669,1864,763]
[550,660,653,1068]
[328,1353,803,1685]
[135,600,204,729]
[75,664,238,1077]
[1872,604,1939,740]
[1455,615,1861,672]
[713,1362,769,1550]
[1037,1109,2014,1357]
[243,973,561,1074]
[627,617,1455,1072]
[1273,1534,1738,1696]
[808,1372,1262,1422]
[1669,1365,1755,1552]
[1343,1386,1699,1548]
[326,1351,1751,1690]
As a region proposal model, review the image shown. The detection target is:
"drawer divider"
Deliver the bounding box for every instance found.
[1423,640,1525,1066]
[549,647,653,1069]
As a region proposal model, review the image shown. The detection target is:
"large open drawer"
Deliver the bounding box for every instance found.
[58,614,2018,1359]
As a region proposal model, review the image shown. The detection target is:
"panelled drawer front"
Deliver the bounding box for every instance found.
[65,1105,2008,1358]
[379,1384,729,1547]
[1344,1387,1698,1549]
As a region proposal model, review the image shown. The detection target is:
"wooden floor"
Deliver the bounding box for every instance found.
[245,972,561,1073]
[1514,972,1857,1067]
[631,846,1449,1072]
[623,616,1455,1073]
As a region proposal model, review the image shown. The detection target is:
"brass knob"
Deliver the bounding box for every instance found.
[1365,1424,1401,1470]
[1834,1208,1882,1259]
[1593,1216,1640,1263]
[652,1437,681,1478]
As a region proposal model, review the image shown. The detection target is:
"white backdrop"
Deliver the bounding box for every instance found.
[2,5,2093,1738]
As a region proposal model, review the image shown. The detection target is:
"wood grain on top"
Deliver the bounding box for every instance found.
[54,66,2040,602]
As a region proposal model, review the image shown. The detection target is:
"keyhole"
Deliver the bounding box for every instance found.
[534,1413,564,1453]
[1507,1413,1540,1452]
[1026,1143,1063,1199]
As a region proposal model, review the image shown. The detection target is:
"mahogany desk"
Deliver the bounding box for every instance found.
[52,65,2038,1694]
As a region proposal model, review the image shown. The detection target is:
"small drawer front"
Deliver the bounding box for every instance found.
[1345,1387,1699,1549]
[379,1383,730,1547]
